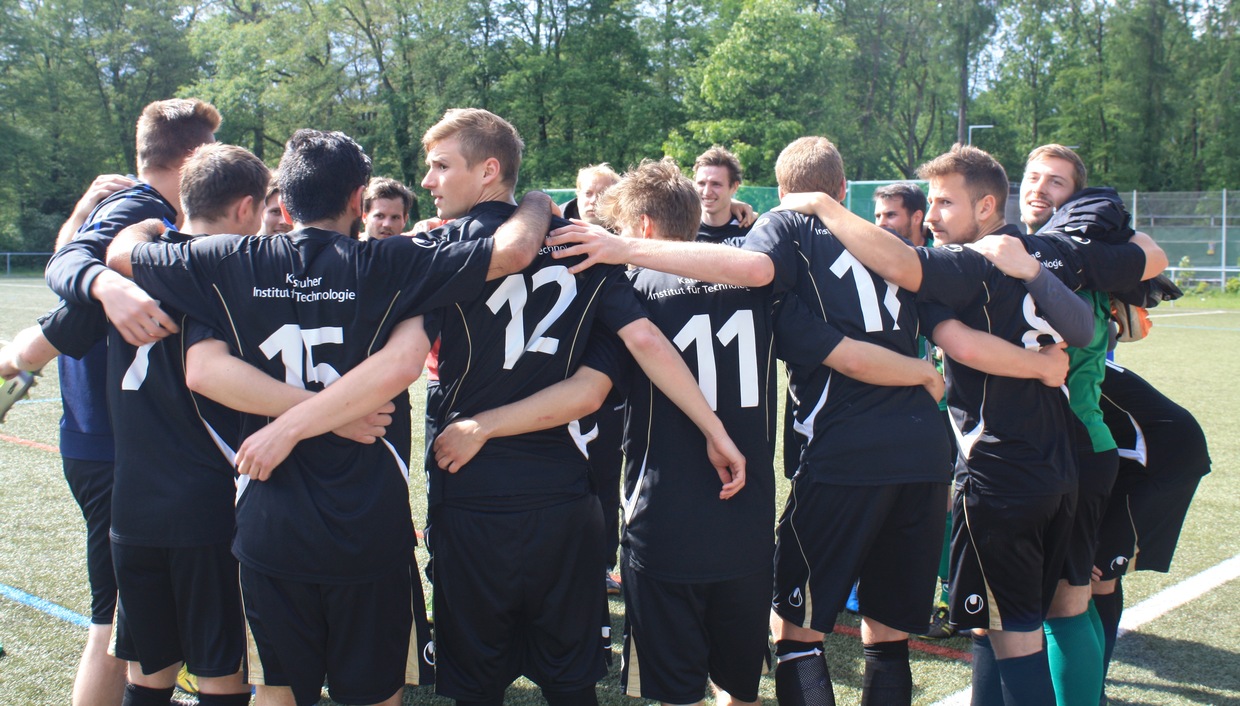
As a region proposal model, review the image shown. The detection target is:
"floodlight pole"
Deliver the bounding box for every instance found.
[967,124,994,145]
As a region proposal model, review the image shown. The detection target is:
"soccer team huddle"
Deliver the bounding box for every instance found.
[0,97,1212,706]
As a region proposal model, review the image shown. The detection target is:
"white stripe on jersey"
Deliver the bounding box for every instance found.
[1102,361,1148,466]
[381,438,411,481]
[567,419,598,459]
[792,372,832,446]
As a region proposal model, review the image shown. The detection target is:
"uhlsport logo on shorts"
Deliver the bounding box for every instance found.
[1110,555,1129,572]
[423,640,436,666]
[964,593,985,614]
[789,587,804,608]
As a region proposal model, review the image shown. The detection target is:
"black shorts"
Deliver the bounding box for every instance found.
[431,495,608,701]
[1062,448,1119,585]
[110,541,243,677]
[771,479,948,636]
[1094,467,1203,580]
[63,457,116,624]
[240,558,432,706]
[949,483,1074,632]
[619,565,769,704]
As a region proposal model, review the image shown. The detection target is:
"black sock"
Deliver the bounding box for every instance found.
[774,639,835,706]
[121,684,174,706]
[196,693,253,706]
[861,639,911,706]
[542,686,598,706]
[1094,580,1124,678]
[995,649,1056,706]
[971,634,1004,706]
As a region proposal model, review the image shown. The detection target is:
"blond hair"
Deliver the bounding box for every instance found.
[775,137,845,196]
[422,108,524,186]
[600,158,701,242]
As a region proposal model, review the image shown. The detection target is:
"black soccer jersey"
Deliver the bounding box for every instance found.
[104,230,241,547]
[697,219,752,248]
[44,183,178,461]
[46,183,178,307]
[426,201,648,509]
[600,268,777,582]
[130,227,491,583]
[917,224,1077,497]
[1016,232,1148,295]
[35,282,240,548]
[743,211,950,485]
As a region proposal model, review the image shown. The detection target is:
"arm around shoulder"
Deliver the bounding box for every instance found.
[487,191,553,280]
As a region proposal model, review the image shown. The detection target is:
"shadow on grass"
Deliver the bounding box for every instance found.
[1109,630,1240,703]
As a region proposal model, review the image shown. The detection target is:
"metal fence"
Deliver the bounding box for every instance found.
[1123,191,1238,287]
[0,252,52,275]
[6,190,1236,284]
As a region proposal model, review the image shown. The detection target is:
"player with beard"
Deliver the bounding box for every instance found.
[775,144,1165,706]
[873,182,929,247]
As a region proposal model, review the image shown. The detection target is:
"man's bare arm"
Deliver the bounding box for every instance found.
[433,367,613,472]
[776,192,924,291]
[617,317,746,498]
[1131,231,1168,280]
[824,338,944,401]
[0,326,59,380]
[546,220,774,286]
[933,320,1069,387]
[487,191,553,281]
[104,218,166,278]
[964,234,1095,347]
[228,317,433,479]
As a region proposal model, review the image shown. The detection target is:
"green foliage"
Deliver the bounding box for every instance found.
[671,0,850,184]
[1225,277,1240,294]
[1,0,1238,243]
[1176,255,1195,287]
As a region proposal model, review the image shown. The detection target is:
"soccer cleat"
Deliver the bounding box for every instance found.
[606,572,622,595]
[918,604,955,640]
[175,663,199,694]
[0,371,36,423]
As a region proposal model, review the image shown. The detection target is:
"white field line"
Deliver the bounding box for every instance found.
[1147,310,1232,318]
[930,553,1240,706]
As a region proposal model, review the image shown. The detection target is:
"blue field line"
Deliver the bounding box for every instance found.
[0,583,90,627]
[16,397,59,406]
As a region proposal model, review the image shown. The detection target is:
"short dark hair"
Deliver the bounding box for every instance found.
[775,137,845,196]
[422,108,524,186]
[135,99,221,172]
[276,130,373,224]
[694,146,743,186]
[264,179,280,203]
[363,177,413,217]
[873,182,927,216]
[600,158,701,242]
[179,144,270,222]
[916,144,1009,206]
[1027,144,1088,192]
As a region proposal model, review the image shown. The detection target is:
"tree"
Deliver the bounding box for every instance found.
[671,0,849,184]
